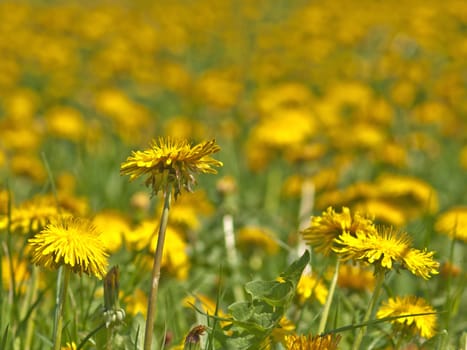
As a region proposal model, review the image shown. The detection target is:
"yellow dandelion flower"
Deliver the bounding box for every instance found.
[402,248,439,280]
[61,342,77,350]
[272,317,296,345]
[335,263,375,292]
[120,137,222,198]
[284,333,341,350]
[123,288,148,317]
[28,217,108,279]
[162,189,214,231]
[376,296,437,339]
[301,207,377,255]
[434,207,467,242]
[0,194,73,234]
[333,227,439,279]
[93,211,131,253]
[333,226,411,270]
[296,274,328,305]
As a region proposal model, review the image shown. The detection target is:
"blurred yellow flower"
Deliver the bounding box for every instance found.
[237,226,280,255]
[434,207,467,242]
[45,106,85,142]
[93,211,131,253]
[1,255,30,293]
[296,273,328,305]
[123,288,148,317]
[335,263,375,292]
[120,137,222,198]
[61,342,77,350]
[0,194,73,234]
[28,217,108,279]
[377,296,437,339]
[129,222,190,280]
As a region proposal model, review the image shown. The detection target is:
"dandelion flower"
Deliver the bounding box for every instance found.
[296,274,328,305]
[402,248,439,280]
[333,226,439,279]
[301,207,376,255]
[333,226,411,270]
[28,217,108,279]
[284,333,341,350]
[434,207,467,242]
[120,137,222,198]
[377,296,437,339]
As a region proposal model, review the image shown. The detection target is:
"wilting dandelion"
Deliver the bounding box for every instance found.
[120,137,222,199]
[120,137,222,350]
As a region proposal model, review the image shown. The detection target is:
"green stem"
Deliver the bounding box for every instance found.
[23,267,39,350]
[143,185,172,350]
[351,271,385,350]
[318,259,339,334]
[53,267,71,350]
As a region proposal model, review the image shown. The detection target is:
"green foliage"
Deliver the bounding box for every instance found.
[212,251,310,349]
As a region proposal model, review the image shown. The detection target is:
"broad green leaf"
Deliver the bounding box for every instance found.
[245,280,293,306]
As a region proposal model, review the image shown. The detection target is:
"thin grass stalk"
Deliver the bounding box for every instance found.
[318,259,339,334]
[143,183,172,350]
[351,271,385,350]
[53,267,71,350]
[23,266,39,350]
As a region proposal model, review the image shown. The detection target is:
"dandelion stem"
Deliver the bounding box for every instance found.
[144,184,172,350]
[53,267,70,350]
[318,259,339,334]
[351,271,385,350]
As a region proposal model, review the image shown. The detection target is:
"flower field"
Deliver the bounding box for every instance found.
[0,0,466,349]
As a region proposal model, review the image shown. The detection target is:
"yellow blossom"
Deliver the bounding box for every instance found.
[301,207,377,255]
[296,274,328,305]
[434,207,467,242]
[120,137,222,198]
[28,217,109,279]
[377,296,437,339]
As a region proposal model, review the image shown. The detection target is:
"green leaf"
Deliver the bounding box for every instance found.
[245,280,294,306]
[229,301,254,322]
[280,250,310,287]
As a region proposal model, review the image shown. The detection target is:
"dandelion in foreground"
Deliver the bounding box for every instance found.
[28,217,108,279]
[28,217,108,350]
[120,137,222,350]
[300,206,376,255]
[120,137,222,198]
[284,333,341,350]
[377,296,437,339]
[333,226,439,279]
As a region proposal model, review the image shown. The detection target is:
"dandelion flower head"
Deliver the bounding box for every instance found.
[28,217,108,279]
[120,137,222,198]
[376,296,437,339]
[301,207,377,255]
